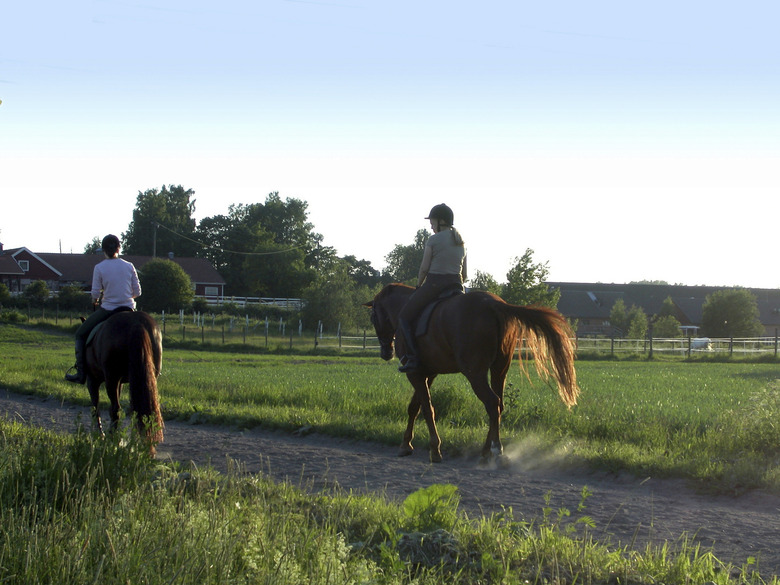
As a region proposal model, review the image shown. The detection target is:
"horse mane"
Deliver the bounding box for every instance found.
[378,283,414,299]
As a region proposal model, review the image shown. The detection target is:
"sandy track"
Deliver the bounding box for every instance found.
[2,389,779,576]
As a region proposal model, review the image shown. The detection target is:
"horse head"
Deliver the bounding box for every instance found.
[364,298,396,361]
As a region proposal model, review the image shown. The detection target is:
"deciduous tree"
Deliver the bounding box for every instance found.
[136,259,194,313]
[701,288,763,337]
[384,229,428,284]
[501,249,560,308]
[123,185,199,257]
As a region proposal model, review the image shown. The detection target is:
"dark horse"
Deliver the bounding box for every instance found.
[84,311,164,454]
[365,284,579,463]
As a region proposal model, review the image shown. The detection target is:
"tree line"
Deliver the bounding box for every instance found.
[3,184,763,337]
[78,185,560,332]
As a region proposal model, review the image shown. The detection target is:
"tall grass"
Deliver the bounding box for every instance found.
[2,323,780,492]
[1,420,775,584]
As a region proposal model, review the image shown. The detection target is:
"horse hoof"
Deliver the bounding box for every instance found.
[430,451,443,463]
[398,448,414,457]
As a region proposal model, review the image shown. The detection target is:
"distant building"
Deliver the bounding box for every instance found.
[0,244,225,300]
[549,281,780,337]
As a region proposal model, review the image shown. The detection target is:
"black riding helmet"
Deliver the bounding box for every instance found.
[425,203,454,226]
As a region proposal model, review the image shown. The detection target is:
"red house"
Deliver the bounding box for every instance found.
[0,244,226,300]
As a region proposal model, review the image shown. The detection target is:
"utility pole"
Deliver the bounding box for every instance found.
[152,221,158,257]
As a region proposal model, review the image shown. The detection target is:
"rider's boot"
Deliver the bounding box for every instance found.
[64,339,86,384]
[397,319,420,373]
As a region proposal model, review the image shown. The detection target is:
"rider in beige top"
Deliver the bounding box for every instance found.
[397,203,467,372]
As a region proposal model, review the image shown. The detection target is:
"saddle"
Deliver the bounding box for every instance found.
[414,285,464,337]
[85,306,134,346]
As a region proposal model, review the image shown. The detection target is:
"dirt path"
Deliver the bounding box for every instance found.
[2,389,779,576]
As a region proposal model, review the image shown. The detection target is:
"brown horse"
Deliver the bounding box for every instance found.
[365,284,579,463]
[84,311,164,454]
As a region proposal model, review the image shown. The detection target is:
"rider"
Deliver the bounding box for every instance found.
[65,234,142,384]
[397,203,467,373]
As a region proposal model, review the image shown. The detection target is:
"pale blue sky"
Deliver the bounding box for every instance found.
[2,1,778,288]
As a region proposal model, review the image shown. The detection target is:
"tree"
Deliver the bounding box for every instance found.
[653,315,682,338]
[83,236,102,255]
[300,258,374,332]
[136,259,194,313]
[701,288,764,337]
[501,249,560,308]
[610,298,648,338]
[23,280,50,307]
[123,185,199,257]
[56,284,92,312]
[470,270,502,296]
[0,283,11,307]
[341,255,385,288]
[626,306,648,339]
[384,229,428,283]
[194,193,324,297]
[609,298,629,335]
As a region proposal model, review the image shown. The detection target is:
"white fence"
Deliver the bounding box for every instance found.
[575,336,780,357]
[196,296,303,311]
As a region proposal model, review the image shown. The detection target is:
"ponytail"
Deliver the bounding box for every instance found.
[451,228,464,247]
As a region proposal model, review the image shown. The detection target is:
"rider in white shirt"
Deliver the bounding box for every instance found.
[65,234,141,383]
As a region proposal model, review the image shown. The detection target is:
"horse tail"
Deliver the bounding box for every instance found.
[128,322,164,444]
[494,301,579,408]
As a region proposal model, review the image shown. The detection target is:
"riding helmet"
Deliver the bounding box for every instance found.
[425,203,454,226]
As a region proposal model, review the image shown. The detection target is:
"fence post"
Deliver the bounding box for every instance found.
[610,337,615,356]
[221,325,225,344]
[729,337,733,356]
[687,334,691,358]
[363,329,367,349]
[648,335,653,359]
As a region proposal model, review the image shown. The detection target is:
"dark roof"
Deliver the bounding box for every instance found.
[0,254,25,276]
[548,282,780,328]
[125,255,226,286]
[12,251,225,286]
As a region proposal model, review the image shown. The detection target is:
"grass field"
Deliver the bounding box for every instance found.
[2,322,779,494]
[2,322,780,583]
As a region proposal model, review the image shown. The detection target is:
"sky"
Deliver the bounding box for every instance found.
[1,1,778,289]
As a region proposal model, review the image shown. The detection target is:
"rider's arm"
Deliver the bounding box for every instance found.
[417,245,433,286]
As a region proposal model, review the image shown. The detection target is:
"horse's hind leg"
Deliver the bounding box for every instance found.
[466,371,503,461]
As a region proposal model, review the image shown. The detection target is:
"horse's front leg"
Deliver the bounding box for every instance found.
[86,376,105,436]
[403,374,442,463]
[399,394,421,457]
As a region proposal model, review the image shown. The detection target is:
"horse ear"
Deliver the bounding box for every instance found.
[362,301,374,308]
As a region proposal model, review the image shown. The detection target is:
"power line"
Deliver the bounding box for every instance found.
[154,222,308,257]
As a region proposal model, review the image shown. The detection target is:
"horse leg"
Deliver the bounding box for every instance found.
[105,375,122,434]
[404,373,442,463]
[399,394,420,457]
[466,371,503,461]
[86,376,105,436]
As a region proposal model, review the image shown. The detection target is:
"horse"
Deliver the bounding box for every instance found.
[84,310,164,455]
[365,284,579,463]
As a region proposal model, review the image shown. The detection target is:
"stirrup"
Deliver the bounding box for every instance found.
[64,365,85,384]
